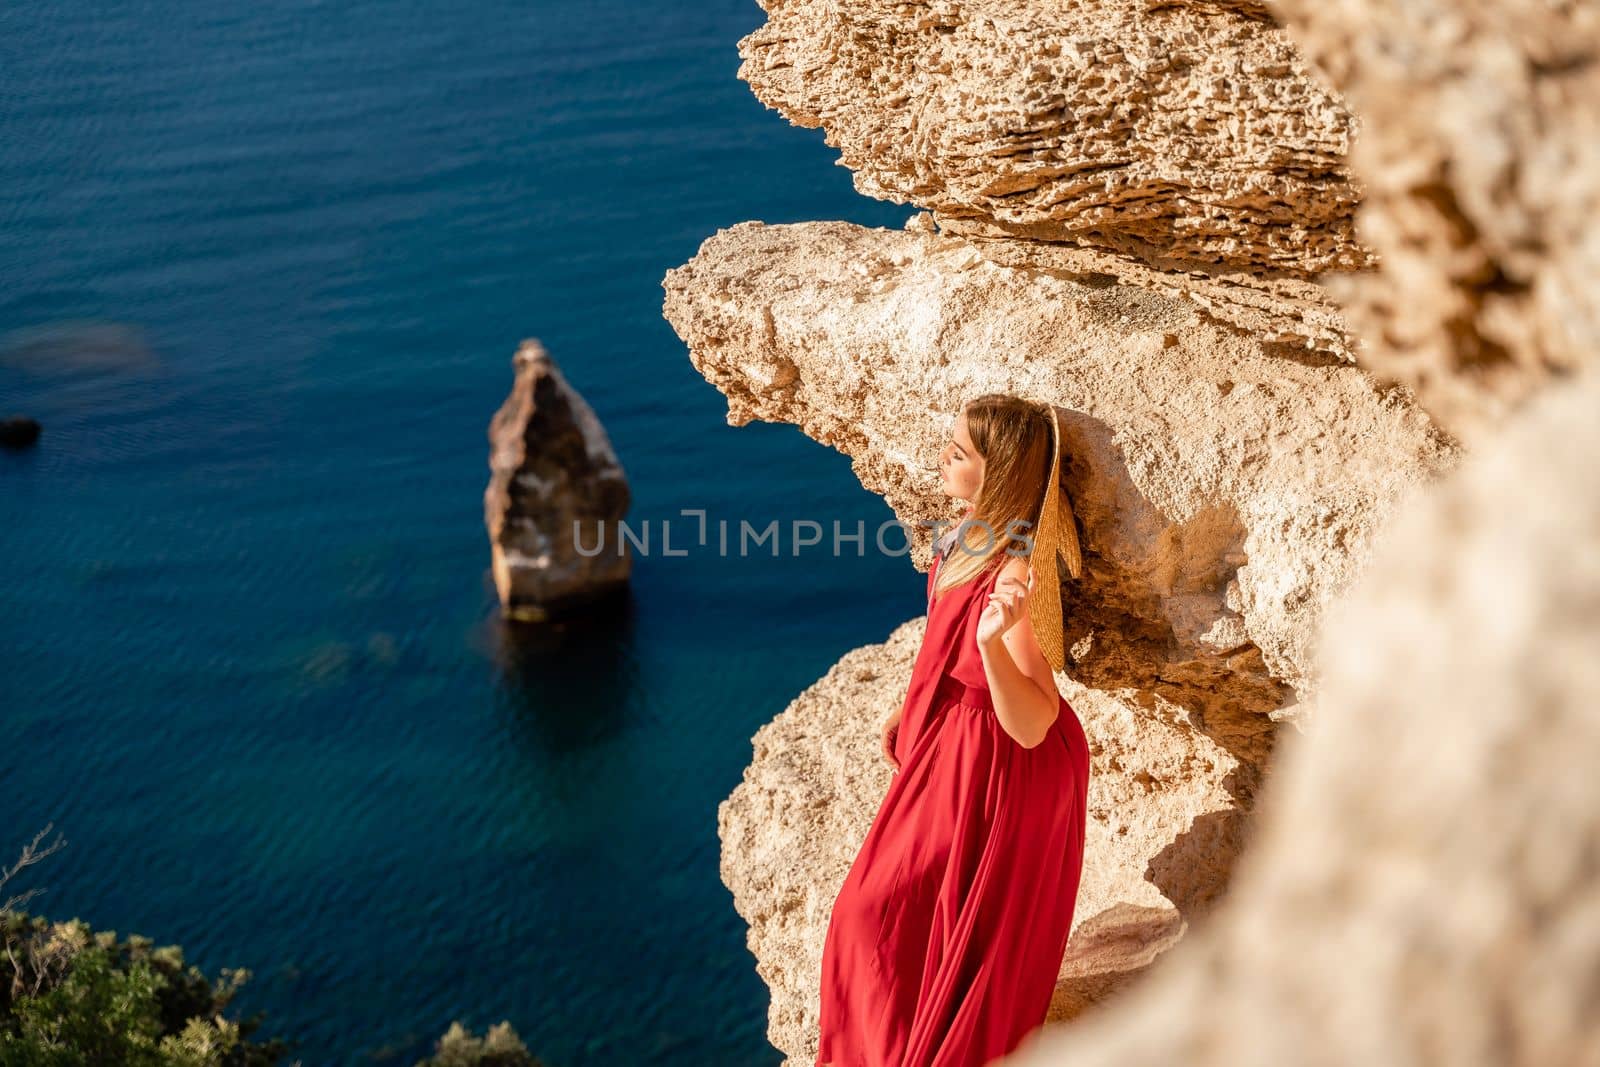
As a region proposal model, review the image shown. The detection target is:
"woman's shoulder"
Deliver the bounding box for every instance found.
[996,553,1029,583]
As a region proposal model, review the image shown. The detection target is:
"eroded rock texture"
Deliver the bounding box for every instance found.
[1006,360,1600,1067]
[719,617,1244,1061]
[665,219,1453,757]
[484,339,632,621]
[930,212,1356,362]
[664,0,1599,1060]
[1273,0,1600,441]
[737,0,1371,274]
[665,218,1454,1062]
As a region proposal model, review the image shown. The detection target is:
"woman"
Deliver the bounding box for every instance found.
[815,393,1092,1067]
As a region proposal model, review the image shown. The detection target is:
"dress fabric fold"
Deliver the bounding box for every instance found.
[814,539,1091,1067]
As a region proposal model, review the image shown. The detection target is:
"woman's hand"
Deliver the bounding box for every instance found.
[977,565,1034,647]
[880,708,903,771]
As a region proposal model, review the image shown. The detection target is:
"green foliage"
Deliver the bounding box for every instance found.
[414,1020,545,1067]
[0,911,293,1067]
[0,830,549,1067]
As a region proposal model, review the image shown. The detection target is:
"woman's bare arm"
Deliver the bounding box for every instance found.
[977,557,1061,749]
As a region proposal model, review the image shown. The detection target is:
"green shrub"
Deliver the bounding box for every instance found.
[414,1020,544,1066]
[0,911,293,1066]
[0,828,549,1067]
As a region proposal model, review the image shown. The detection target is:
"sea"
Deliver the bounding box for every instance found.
[0,2,924,1063]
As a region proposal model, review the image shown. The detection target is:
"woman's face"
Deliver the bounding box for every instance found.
[938,410,984,501]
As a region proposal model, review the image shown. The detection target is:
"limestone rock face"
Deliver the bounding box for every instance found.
[1271,0,1600,441]
[935,214,1357,362]
[663,0,1598,1059]
[1004,360,1600,1067]
[737,0,1370,274]
[719,613,1252,1060]
[666,218,1454,1063]
[664,219,1454,744]
[484,339,631,621]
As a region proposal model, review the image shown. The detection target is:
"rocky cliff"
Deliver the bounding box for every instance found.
[661,0,1599,1063]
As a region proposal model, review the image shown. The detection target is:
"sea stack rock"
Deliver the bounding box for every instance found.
[484,338,631,621]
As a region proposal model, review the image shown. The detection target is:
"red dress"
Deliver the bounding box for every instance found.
[814,540,1091,1067]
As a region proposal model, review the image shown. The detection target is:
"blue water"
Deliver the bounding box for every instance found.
[0,2,921,1063]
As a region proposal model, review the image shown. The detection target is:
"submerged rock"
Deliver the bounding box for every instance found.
[0,416,41,449]
[484,339,631,622]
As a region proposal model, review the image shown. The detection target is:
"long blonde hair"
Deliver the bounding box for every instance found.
[933,394,1084,604]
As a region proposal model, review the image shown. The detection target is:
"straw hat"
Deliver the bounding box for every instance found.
[1025,405,1067,672]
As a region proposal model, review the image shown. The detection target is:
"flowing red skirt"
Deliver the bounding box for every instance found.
[815,555,1090,1067]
